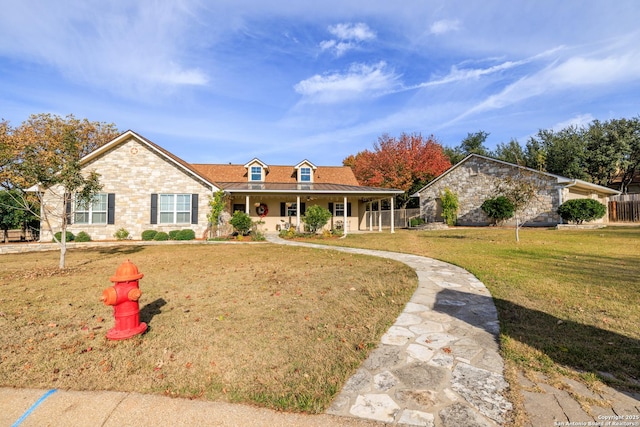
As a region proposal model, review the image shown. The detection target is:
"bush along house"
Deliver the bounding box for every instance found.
[37,130,403,241]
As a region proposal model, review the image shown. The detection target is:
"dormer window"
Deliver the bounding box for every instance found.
[295,160,317,183]
[250,166,262,181]
[300,167,311,182]
[244,158,269,182]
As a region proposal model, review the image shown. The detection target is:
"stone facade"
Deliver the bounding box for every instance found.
[41,137,215,241]
[417,155,612,227]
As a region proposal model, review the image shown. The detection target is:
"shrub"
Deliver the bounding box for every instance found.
[113,228,130,240]
[75,231,91,242]
[153,231,170,241]
[440,188,459,226]
[302,205,332,233]
[557,199,607,224]
[168,230,181,240]
[409,217,425,227]
[229,211,252,235]
[53,231,74,243]
[176,229,196,240]
[141,230,157,241]
[481,196,515,224]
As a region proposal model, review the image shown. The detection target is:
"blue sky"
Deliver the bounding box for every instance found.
[1,1,639,166]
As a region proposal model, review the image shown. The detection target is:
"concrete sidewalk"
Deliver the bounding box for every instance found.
[0,388,384,427]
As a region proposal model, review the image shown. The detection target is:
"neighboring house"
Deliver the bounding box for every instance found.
[38,130,402,241]
[413,154,621,226]
[608,170,640,194]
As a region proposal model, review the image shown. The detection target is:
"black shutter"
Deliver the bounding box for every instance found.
[347,202,352,217]
[300,202,306,216]
[150,194,158,224]
[107,193,115,225]
[65,193,72,224]
[191,194,198,224]
[280,202,286,216]
[328,203,334,216]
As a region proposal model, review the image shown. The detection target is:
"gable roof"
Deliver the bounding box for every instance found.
[82,130,219,191]
[412,154,621,197]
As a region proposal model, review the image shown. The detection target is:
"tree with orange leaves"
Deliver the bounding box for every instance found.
[3,113,118,268]
[344,133,451,208]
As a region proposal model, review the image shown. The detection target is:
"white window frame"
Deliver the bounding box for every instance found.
[159,194,191,224]
[334,202,345,217]
[74,193,107,224]
[250,166,263,181]
[287,203,297,217]
[300,167,311,182]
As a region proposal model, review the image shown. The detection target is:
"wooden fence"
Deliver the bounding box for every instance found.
[1,228,38,243]
[609,194,640,222]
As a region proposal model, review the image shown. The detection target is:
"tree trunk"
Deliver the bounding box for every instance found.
[59,227,67,269]
[515,218,520,242]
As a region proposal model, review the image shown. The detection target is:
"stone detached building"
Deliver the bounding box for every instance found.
[413,154,620,226]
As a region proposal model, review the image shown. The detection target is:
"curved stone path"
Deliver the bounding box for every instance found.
[267,235,512,427]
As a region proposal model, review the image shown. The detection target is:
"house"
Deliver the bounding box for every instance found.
[39,130,403,241]
[413,154,621,226]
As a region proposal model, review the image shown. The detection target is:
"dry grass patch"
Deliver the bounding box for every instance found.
[0,243,416,413]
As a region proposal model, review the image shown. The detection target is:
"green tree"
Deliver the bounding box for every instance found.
[302,205,332,233]
[0,190,38,242]
[440,188,459,226]
[229,211,252,235]
[444,131,491,165]
[524,137,547,171]
[5,113,118,268]
[531,127,587,180]
[493,139,526,165]
[585,117,640,190]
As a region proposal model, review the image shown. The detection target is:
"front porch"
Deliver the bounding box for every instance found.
[227,194,400,235]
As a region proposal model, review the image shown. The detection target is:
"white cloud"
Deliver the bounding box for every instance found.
[429,19,461,35]
[461,50,640,119]
[328,22,376,41]
[320,22,376,56]
[551,114,595,131]
[294,61,399,103]
[0,1,209,97]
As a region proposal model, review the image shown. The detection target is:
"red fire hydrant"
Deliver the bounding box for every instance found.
[101,259,148,340]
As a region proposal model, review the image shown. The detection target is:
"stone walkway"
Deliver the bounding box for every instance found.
[267,235,512,427]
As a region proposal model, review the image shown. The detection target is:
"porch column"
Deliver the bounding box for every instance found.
[245,195,250,215]
[390,197,395,234]
[343,196,348,237]
[378,200,382,232]
[296,195,301,232]
[368,202,373,231]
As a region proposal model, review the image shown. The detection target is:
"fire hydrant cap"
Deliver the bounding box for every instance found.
[110,259,144,282]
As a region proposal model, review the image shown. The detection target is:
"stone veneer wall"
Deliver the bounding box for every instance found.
[40,138,214,241]
[419,157,562,226]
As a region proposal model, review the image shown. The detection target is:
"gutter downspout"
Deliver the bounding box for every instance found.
[558,180,578,224]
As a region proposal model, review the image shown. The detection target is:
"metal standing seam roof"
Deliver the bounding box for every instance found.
[215,182,404,195]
